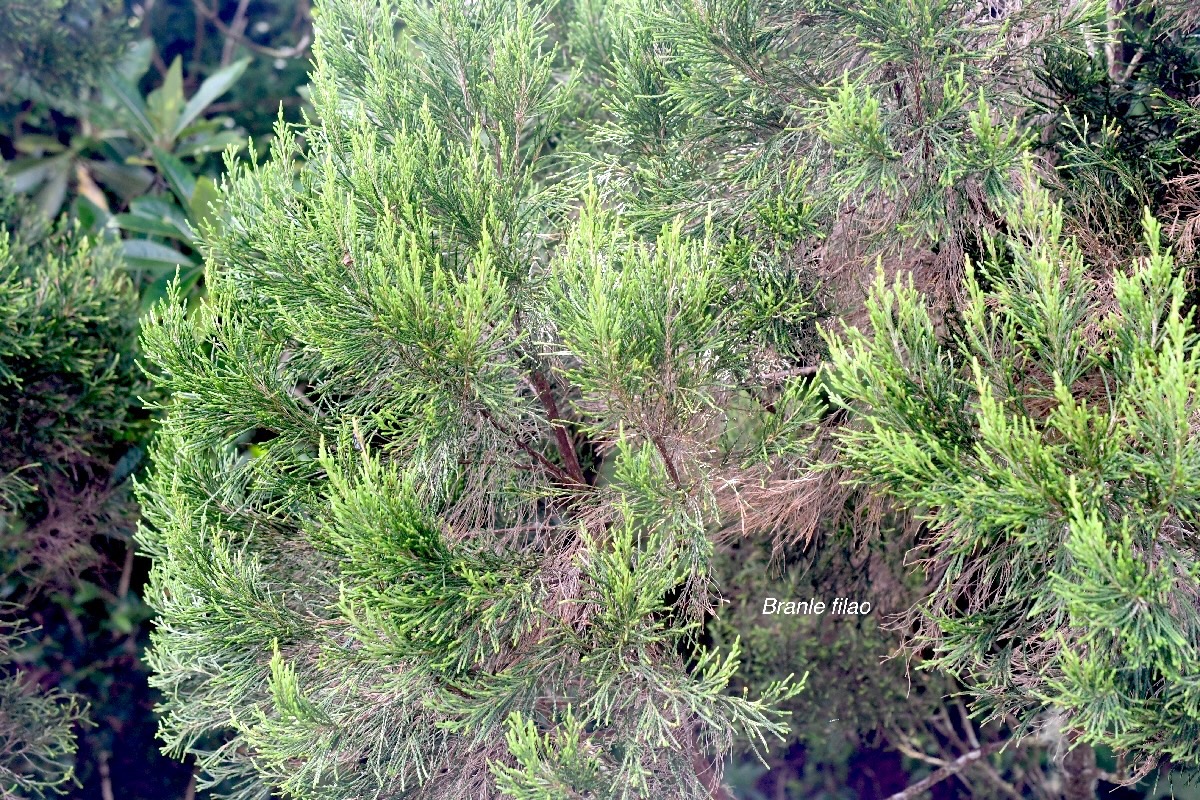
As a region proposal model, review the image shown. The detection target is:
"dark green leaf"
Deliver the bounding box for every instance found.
[116,38,154,83]
[147,57,186,144]
[5,154,69,193]
[87,159,154,200]
[140,264,203,312]
[102,70,157,144]
[34,170,68,220]
[174,128,250,159]
[12,135,66,155]
[188,176,222,234]
[128,196,196,238]
[151,146,197,205]
[122,239,197,273]
[114,213,195,242]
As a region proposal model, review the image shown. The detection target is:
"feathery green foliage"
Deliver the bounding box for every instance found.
[0,186,144,796]
[0,190,144,588]
[1041,0,1200,268]
[0,0,127,103]
[590,0,1103,306]
[130,0,1200,796]
[136,1,829,797]
[824,177,1200,776]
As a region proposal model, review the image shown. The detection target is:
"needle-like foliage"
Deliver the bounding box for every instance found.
[0,620,85,800]
[136,1,825,797]
[0,192,144,585]
[0,0,127,105]
[824,176,1200,779]
[588,0,1103,315]
[134,0,1200,796]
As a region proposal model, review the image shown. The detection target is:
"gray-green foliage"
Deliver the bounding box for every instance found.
[0,190,143,584]
[137,1,825,798]
[133,0,1200,796]
[823,177,1200,775]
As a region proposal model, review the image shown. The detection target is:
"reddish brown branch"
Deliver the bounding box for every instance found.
[527,370,586,485]
[650,432,682,487]
[1061,741,1099,800]
[688,728,735,800]
[694,752,735,800]
[479,407,580,487]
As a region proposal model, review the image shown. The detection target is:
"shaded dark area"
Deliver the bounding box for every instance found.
[21,552,194,800]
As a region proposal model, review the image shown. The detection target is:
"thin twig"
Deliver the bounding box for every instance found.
[955,699,980,750]
[689,727,735,800]
[945,705,1023,799]
[650,432,682,487]
[893,739,949,768]
[98,751,115,800]
[1119,47,1145,84]
[192,0,313,61]
[222,0,252,67]
[757,364,824,383]
[888,740,1008,800]
[972,743,1024,800]
[139,0,170,79]
[1105,0,1127,83]
[117,541,135,600]
[189,1,207,91]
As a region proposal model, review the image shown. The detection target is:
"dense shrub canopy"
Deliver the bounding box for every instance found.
[0,0,128,103]
[137,1,831,797]
[0,197,144,569]
[825,180,1200,777]
[112,0,1200,799]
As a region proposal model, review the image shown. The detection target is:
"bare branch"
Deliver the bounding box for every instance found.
[757,364,824,383]
[650,432,682,487]
[888,740,1008,800]
[192,0,313,61]
[527,370,586,485]
[479,406,583,488]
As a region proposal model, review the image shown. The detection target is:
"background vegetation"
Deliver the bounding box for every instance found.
[1,3,310,798]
